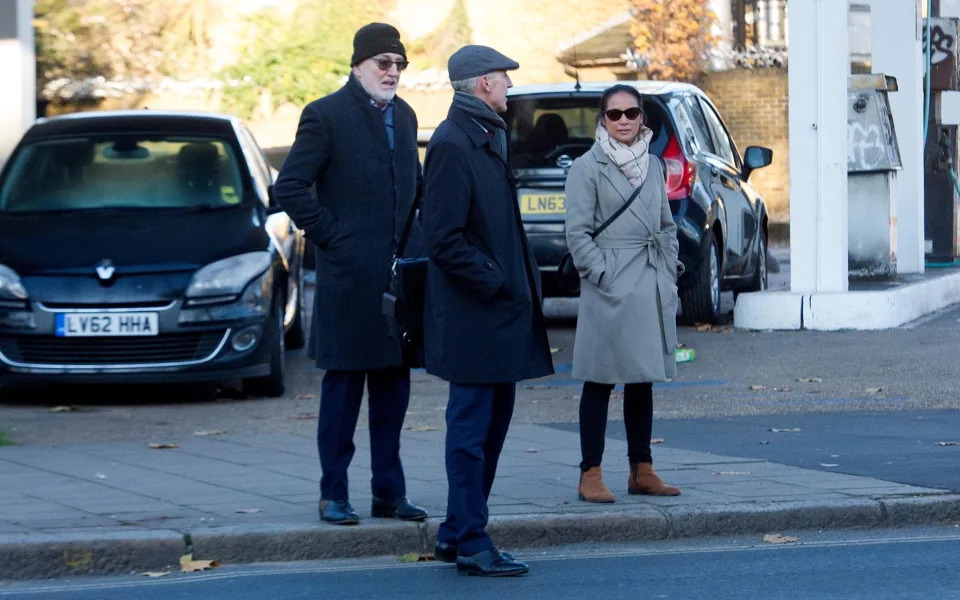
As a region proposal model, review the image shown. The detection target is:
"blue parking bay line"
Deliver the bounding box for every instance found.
[524,378,728,389]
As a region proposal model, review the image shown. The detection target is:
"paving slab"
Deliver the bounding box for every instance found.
[0,424,957,580]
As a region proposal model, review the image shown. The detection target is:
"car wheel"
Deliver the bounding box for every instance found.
[680,230,721,325]
[284,267,306,350]
[242,303,286,398]
[747,234,768,292]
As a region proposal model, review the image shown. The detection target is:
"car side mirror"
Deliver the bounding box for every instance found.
[742,146,773,181]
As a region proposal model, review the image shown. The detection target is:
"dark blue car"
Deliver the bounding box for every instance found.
[0,111,306,396]
[504,82,773,323]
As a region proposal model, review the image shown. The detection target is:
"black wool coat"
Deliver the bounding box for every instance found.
[421,104,554,384]
[274,75,422,370]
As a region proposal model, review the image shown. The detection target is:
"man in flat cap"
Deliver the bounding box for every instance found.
[274,22,427,526]
[421,45,554,576]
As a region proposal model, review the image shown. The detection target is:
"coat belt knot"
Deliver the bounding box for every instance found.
[639,231,677,354]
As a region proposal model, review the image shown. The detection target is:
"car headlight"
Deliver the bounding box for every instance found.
[185,252,272,306]
[0,265,28,308]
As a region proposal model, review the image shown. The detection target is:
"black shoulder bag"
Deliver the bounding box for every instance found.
[382,191,427,368]
[557,184,644,294]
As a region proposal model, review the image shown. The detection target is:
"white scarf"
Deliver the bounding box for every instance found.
[596,124,654,189]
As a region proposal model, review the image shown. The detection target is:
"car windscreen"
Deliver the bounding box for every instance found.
[505,97,599,169]
[505,95,672,169]
[0,135,246,213]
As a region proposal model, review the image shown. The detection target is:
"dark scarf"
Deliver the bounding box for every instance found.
[452,91,508,163]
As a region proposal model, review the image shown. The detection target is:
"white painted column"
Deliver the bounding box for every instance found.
[757,0,769,46]
[709,0,733,71]
[0,0,34,168]
[788,0,849,292]
[871,0,925,273]
[768,0,784,45]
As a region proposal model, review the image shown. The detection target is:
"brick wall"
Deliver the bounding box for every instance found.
[700,68,789,223]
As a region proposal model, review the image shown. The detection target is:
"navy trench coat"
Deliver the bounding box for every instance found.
[421,104,554,385]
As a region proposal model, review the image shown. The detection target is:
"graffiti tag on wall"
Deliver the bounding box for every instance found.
[923,23,955,65]
[923,18,960,91]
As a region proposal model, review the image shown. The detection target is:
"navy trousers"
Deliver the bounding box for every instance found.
[317,368,410,502]
[437,382,516,556]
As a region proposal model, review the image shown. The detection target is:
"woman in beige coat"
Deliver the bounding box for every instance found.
[564,84,682,503]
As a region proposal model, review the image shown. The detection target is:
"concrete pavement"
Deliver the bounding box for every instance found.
[1,423,958,580]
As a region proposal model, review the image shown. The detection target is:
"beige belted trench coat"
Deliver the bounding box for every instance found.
[564,143,682,384]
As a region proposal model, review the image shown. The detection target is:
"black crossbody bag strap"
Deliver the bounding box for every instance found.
[589,183,644,240]
[395,190,420,259]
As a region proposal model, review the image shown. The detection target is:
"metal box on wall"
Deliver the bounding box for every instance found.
[924,17,960,92]
[847,74,901,279]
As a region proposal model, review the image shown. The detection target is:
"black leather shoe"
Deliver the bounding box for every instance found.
[435,542,513,563]
[319,500,359,525]
[456,549,529,577]
[371,496,428,521]
[434,541,457,563]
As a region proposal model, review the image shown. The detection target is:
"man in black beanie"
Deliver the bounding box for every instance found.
[274,22,427,526]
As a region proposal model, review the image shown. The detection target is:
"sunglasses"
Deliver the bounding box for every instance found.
[603,107,643,121]
[372,57,409,72]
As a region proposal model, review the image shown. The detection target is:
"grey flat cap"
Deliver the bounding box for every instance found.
[448,45,519,81]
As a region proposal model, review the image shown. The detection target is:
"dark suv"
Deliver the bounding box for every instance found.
[505,82,773,323]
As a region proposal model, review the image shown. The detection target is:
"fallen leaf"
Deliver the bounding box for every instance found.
[295,393,318,400]
[935,441,960,446]
[749,384,766,391]
[235,508,263,514]
[293,413,318,420]
[525,448,539,453]
[180,553,220,573]
[650,438,665,444]
[405,425,440,432]
[796,377,823,383]
[194,430,227,436]
[94,472,108,479]
[48,406,75,413]
[398,552,435,562]
[148,443,179,450]
[142,571,172,578]
[769,428,801,433]
[713,471,750,476]
[865,387,883,394]
[819,463,839,467]
[763,533,798,544]
[696,324,714,332]
[716,326,735,334]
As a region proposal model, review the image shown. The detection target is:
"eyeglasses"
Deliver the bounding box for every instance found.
[603,107,643,121]
[372,57,409,72]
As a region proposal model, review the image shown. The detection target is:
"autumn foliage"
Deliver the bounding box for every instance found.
[629,0,718,82]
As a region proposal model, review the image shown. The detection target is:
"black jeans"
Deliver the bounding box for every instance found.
[579,381,653,471]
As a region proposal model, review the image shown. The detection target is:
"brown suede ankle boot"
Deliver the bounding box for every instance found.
[578,466,615,503]
[628,462,680,496]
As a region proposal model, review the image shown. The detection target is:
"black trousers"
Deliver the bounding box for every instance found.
[437,382,516,557]
[317,368,410,502]
[579,381,653,471]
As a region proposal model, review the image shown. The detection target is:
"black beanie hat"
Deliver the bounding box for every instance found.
[351,22,406,66]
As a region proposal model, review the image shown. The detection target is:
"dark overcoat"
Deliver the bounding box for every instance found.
[274,75,422,370]
[421,104,554,385]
